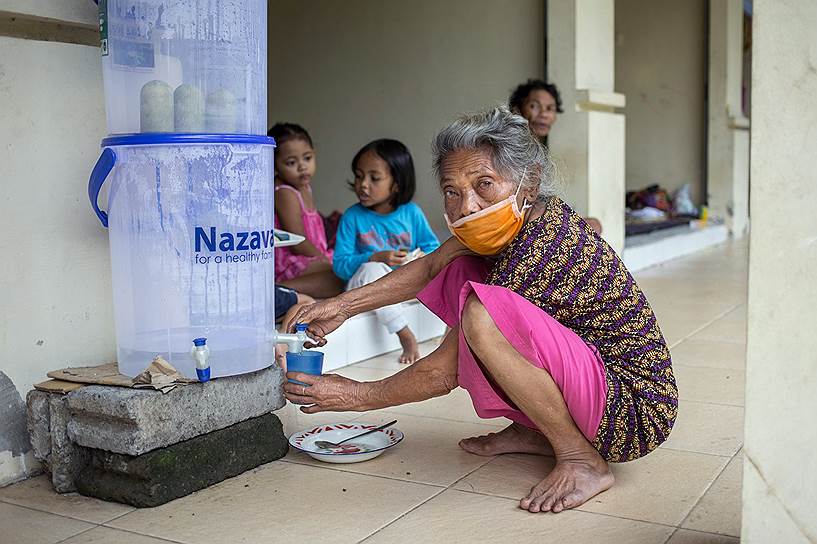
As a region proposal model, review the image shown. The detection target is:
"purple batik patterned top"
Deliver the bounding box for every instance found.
[486,197,678,463]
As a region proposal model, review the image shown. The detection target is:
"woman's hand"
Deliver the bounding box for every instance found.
[284,373,368,413]
[284,297,352,347]
[370,250,408,267]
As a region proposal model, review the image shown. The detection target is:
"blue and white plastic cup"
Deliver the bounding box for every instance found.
[286,351,324,385]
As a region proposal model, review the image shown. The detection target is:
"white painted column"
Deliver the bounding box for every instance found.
[742,1,817,542]
[548,0,626,252]
[707,0,750,238]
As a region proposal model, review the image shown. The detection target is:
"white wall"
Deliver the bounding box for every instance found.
[0,34,113,484]
[1,0,97,25]
[268,0,544,234]
[615,0,707,204]
[742,1,817,541]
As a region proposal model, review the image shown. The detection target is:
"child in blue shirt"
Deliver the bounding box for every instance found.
[334,139,440,364]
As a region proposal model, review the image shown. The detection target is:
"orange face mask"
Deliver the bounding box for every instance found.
[445,182,532,255]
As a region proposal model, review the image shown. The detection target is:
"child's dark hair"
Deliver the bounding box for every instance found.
[351,139,416,207]
[508,79,564,114]
[267,122,314,148]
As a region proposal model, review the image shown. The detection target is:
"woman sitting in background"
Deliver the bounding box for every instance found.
[509,79,603,234]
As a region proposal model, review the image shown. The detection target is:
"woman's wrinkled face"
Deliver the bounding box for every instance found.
[439,148,520,222]
[519,89,558,139]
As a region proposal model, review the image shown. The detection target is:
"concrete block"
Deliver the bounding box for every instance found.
[75,413,288,508]
[26,390,89,492]
[25,390,51,463]
[48,395,89,493]
[66,365,285,456]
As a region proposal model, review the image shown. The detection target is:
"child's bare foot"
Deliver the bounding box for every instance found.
[396,326,420,364]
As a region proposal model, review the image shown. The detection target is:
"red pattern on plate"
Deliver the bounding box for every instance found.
[292,423,401,451]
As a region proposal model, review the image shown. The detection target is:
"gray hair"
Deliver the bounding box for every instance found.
[432,106,558,202]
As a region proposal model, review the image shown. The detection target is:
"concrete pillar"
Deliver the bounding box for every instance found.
[548,0,626,252]
[742,1,817,543]
[707,0,750,238]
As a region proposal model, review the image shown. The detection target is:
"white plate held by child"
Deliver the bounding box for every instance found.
[289,422,404,464]
[273,228,306,248]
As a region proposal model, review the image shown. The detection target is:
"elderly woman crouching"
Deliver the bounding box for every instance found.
[284,107,678,513]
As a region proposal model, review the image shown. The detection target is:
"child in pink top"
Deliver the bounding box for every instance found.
[269,123,343,298]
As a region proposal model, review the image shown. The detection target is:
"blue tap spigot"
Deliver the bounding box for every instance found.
[191,337,211,382]
[271,323,309,357]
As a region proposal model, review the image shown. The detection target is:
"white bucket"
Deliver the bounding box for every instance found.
[89,134,276,378]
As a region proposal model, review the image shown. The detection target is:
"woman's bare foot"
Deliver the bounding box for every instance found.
[396,326,420,364]
[459,423,554,456]
[519,453,614,514]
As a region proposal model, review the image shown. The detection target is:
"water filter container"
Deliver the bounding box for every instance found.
[88,133,276,378]
[98,0,267,135]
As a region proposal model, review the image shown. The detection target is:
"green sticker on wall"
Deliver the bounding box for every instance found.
[99,0,109,56]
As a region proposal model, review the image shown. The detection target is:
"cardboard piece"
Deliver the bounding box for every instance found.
[47,357,195,394]
[132,356,196,393]
[33,379,85,394]
[47,361,133,387]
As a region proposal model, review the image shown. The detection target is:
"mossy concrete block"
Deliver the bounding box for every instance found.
[75,412,287,508]
[66,365,285,456]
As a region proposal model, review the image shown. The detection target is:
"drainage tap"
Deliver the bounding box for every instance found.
[190,337,211,382]
[271,323,309,355]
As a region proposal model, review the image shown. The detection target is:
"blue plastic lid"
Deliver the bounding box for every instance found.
[101,133,276,148]
[193,337,207,347]
[295,323,309,332]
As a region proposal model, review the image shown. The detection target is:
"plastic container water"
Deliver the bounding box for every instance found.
[286,351,324,385]
[88,133,276,378]
[98,0,267,135]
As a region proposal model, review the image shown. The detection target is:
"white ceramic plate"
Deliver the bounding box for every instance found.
[273,229,306,248]
[289,422,404,464]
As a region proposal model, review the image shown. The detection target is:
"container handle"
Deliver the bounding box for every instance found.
[88,148,116,228]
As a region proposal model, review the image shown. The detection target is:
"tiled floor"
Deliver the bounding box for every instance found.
[0,239,748,544]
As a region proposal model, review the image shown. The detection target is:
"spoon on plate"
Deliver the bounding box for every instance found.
[314,420,398,450]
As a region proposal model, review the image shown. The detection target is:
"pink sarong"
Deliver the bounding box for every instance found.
[417,256,607,441]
